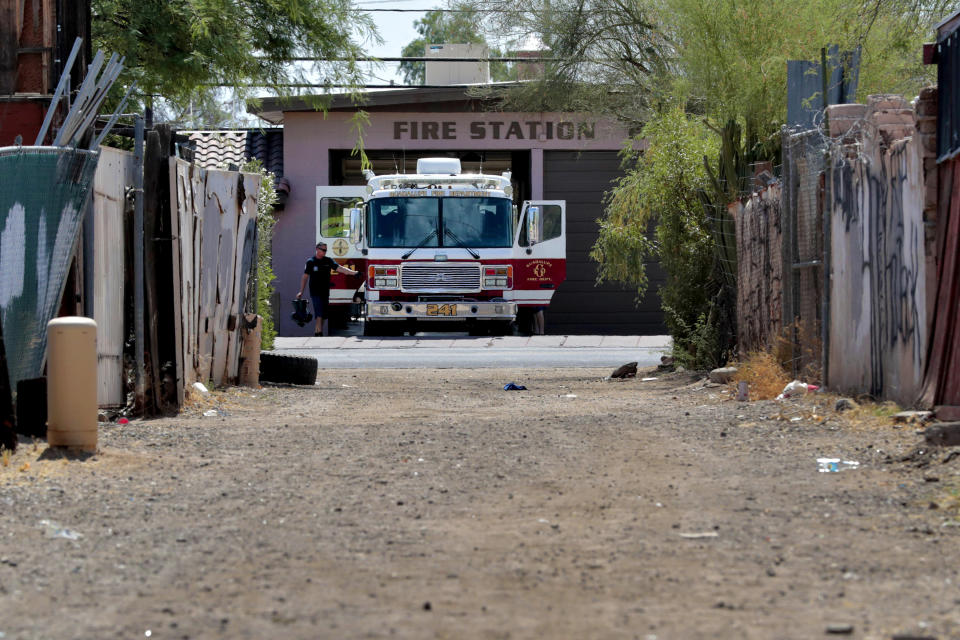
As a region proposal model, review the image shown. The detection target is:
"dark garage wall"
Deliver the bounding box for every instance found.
[544,151,667,335]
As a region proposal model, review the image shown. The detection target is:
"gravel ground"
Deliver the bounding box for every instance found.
[1,367,958,639]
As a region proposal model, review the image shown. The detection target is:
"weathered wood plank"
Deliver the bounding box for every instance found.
[189,164,204,380]
[142,129,163,413]
[197,170,226,384]
[225,173,260,381]
[168,157,185,407]
[172,160,194,387]
[92,148,132,406]
[209,171,238,386]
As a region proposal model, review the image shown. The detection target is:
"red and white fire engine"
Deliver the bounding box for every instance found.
[315,157,565,336]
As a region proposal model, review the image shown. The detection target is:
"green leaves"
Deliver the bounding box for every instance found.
[591,108,716,311]
[92,0,376,114]
[399,4,512,85]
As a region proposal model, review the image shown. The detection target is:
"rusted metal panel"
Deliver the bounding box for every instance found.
[921,157,960,415]
[92,147,134,406]
[0,0,17,93]
[937,20,960,160]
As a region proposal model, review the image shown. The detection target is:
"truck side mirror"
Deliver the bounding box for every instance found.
[349,207,362,244]
[527,206,542,245]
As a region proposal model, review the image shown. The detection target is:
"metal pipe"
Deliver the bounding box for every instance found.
[60,53,119,146]
[54,49,106,145]
[133,114,146,409]
[91,82,136,150]
[820,47,831,387]
[60,51,117,145]
[69,56,125,146]
[34,37,83,145]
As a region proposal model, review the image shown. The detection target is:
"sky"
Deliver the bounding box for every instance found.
[237,1,445,125]
[359,0,444,85]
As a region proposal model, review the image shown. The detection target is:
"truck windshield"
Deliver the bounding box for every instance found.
[368,197,513,249]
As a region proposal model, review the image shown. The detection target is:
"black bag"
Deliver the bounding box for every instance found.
[291,298,313,327]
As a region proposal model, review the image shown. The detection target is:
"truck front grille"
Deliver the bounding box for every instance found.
[401,264,480,292]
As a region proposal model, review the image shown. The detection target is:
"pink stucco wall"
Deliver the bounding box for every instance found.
[274,110,630,336]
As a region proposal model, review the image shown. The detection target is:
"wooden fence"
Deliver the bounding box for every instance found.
[169,159,260,399]
[92,147,135,406]
[734,184,783,354]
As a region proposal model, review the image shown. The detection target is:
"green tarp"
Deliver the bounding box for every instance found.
[0,146,100,399]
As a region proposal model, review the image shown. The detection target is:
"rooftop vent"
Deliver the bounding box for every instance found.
[424,44,490,85]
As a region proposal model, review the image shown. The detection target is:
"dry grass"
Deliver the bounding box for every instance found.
[932,482,960,516]
[181,384,265,417]
[731,351,792,400]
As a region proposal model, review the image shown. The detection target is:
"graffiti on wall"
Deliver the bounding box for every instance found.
[828,132,926,404]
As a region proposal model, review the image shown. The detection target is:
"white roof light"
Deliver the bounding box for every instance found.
[416,158,461,175]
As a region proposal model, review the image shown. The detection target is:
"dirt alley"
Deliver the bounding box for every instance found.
[1,367,959,639]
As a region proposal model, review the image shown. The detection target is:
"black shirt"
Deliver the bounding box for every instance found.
[304,256,340,297]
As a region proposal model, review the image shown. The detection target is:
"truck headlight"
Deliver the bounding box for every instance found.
[482,265,513,289]
[368,265,399,289]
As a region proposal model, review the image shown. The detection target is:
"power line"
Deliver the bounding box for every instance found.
[282,56,561,62]
[214,83,512,88]
[353,5,622,11]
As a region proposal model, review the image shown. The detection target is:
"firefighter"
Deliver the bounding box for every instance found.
[297,242,358,336]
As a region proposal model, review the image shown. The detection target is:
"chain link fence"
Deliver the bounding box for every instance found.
[781,128,825,378]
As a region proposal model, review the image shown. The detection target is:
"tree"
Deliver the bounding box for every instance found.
[472,0,951,138]
[591,107,720,365]
[400,5,513,85]
[474,0,952,363]
[465,0,671,119]
[92,0,378,115]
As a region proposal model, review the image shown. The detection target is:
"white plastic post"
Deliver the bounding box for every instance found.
[47,317,98,450]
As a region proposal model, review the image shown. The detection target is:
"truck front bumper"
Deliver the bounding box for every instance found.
[366,301,517,320]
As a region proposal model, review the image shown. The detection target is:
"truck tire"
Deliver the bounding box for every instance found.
[363,320,384,337]
[363,320,404,337]
[490,321,517,337]
[259,352,318,386]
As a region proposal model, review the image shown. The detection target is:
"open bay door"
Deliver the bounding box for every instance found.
[316,186,367,306]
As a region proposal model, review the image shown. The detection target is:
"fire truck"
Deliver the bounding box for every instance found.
[315,157,565,336]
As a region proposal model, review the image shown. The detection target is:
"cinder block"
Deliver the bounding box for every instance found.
[916,117,937,135]
[872,109,915,126]
[868,94,910,111]
[829,117,862,138]
[877,126,912,144]
[827,103,868,119]
[924,422,960,446]
[919,86,938,101]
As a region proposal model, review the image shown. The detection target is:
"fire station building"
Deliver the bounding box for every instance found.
[251,86,666,337]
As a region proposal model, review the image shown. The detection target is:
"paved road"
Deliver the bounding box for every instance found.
[271,334,672,369]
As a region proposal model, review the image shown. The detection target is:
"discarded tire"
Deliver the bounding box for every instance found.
[259,352,318,386]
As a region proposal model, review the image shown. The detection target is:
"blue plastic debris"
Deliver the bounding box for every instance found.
[503,382,527,391]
